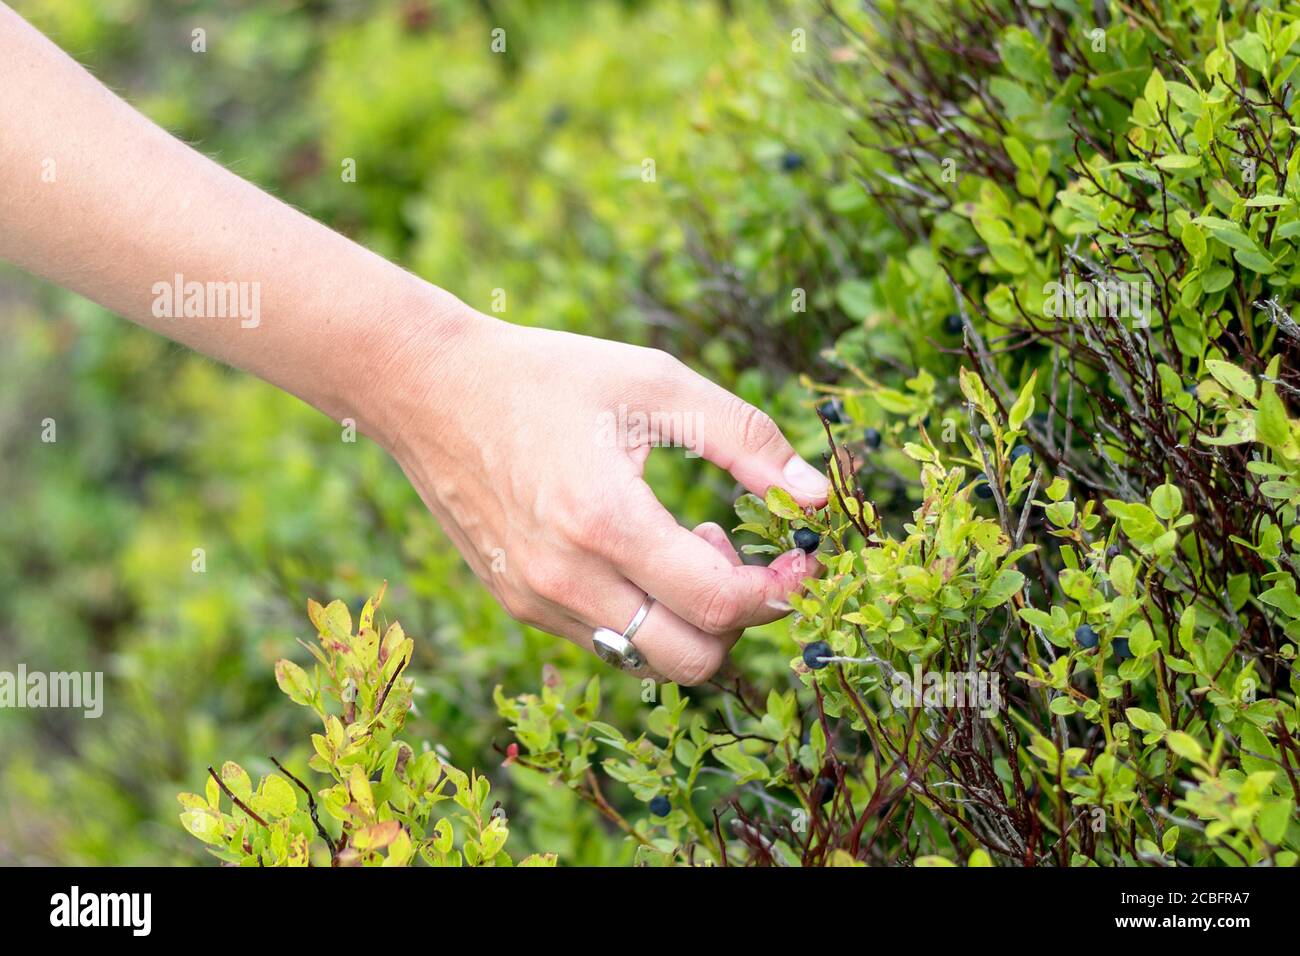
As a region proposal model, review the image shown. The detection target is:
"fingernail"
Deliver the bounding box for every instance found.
[782,455,829,499]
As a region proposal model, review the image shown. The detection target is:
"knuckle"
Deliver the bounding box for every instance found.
[522,562,571,607]
[667,643,726,687]
[569,502,623,555]
[497,586,541,626]
[644,347,684,377]
[696,581,743,635]
[727,398,783,456]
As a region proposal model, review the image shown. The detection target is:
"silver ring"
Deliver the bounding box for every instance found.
[592,595,655,671]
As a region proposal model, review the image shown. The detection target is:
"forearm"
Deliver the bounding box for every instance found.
[0,2,473,436]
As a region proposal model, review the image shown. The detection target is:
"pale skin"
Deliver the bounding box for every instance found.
[0,3,829,685]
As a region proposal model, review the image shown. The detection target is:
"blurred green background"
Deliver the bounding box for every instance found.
[0,0,863,864]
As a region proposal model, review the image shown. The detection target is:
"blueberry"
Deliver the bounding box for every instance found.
[1010,444,1032,462]
[780,151,805,172]
[813,776,836,805]
[863,427,882,450]
[944,313,964,335]
[1075,624,1099,650]
[1113,637,1133,661]
[1106,544,1121,559]
[802,640,833,669]
[793,528,821,554]
[974,480,994,499]
[817,399,844,424]
[648,795,671,817]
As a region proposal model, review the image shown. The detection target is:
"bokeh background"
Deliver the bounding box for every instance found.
[0,0,875,864]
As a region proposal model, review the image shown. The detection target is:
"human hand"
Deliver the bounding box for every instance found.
[374,306,829,684]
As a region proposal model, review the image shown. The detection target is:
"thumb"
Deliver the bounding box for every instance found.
[683,373,830,508]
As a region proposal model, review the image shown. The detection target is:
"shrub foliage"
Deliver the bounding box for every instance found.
[492,0,1300,866]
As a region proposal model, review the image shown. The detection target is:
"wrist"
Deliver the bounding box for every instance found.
[360,284,501,460]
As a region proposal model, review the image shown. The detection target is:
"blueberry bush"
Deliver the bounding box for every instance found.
[496,0,1300,866]
[179,585,553,866]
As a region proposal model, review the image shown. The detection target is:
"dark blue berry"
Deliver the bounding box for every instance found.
[813,776,835,805]
[793,528,821,554]
[1106,544,1121,559]
[780,151,805,172]
[974,480,994,499]
[1010,444,1032,462]
[802,641,832,670]
[648,795,671,817]
[1075,625,1099,650]
[863,427,882,449]
[1113,637,1133,661]
[944,313,964,335]
[817,399,844,424]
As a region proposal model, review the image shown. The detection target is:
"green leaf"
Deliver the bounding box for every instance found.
[259,774,297,818]
[1205,359,1258,403]
[1161,826,1180,854]
[309,598,352,640]
[349,764,374,814]
[1108,554,1135,595]
[1125,707,1167,733]
[275,659,314,707]
[1150,483,1183,521]
[1181,221,1207,259]
[765,486,803,521]
[1008,373,1037,430]
[1229,33,1269,74]
[1256,383,1291,449]
[179,808,224,845]
[1166,731,1204,763]
[734,493,771,527]
[836,280,873,321]
[981,569,1025,608]
[1154,153,1200,170]
[713,743,769,783]
[1258,797,1293,844]
[1193,217,1260,255]
[1143,68,1168,111]
[220,761,252,802]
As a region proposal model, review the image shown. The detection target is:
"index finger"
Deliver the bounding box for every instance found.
[603,481,821,635]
